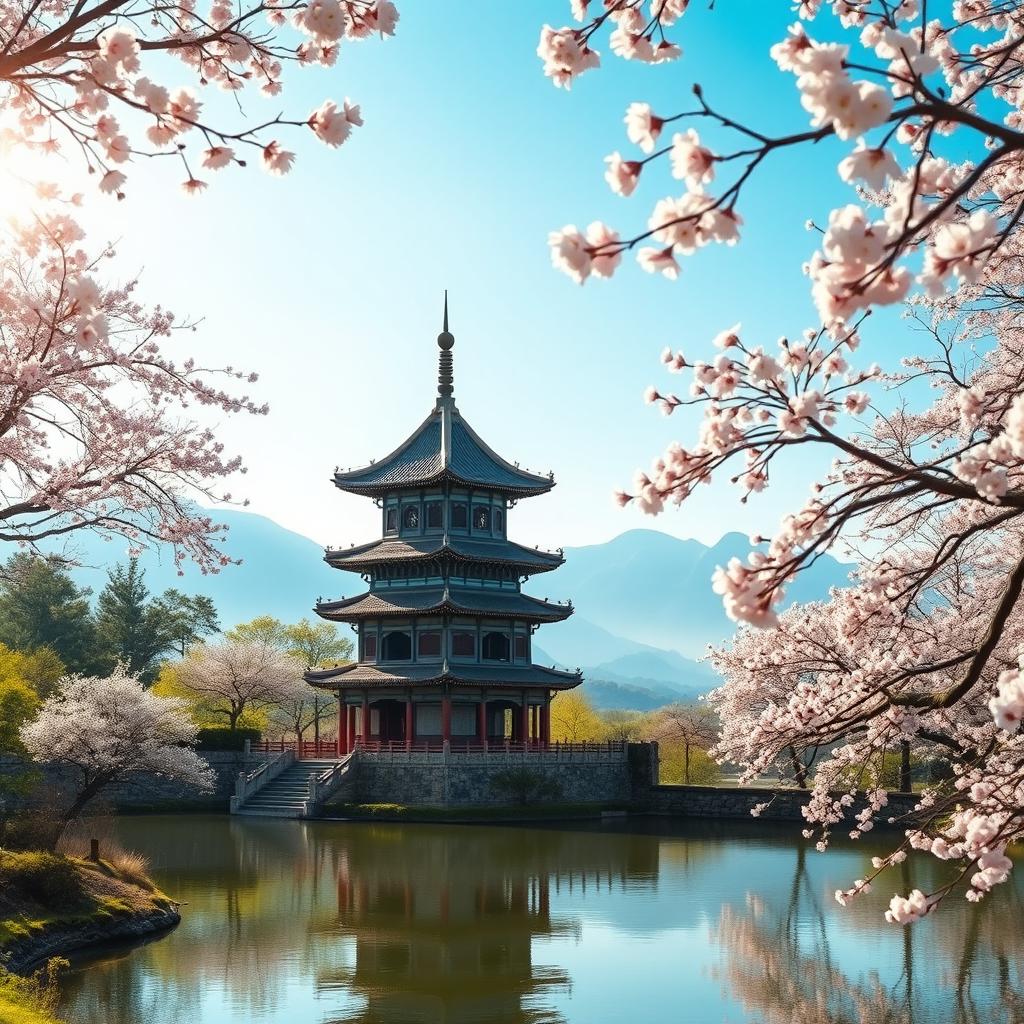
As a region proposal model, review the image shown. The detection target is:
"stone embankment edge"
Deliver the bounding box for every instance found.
[3,905,181,975]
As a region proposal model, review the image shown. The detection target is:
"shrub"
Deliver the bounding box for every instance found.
[490,769,562,806]
[0,851,83,911]
[0,811,64,854]
[195,727,261,751]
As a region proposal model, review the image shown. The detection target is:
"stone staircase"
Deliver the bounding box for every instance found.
[233,759,340,818]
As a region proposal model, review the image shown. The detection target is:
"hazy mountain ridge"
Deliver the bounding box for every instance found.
[535,528,853,659]
[43,513,849,710]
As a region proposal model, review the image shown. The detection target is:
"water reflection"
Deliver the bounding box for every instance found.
[56,816,1024,1024]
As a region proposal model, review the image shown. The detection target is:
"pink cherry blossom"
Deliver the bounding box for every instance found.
[838,142,902,189]
[262,141,296,176]
[625,102,663,154]
[669,129,715,189]
[605,152,642,196]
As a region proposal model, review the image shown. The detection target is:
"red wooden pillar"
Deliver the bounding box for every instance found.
[477,701,487,746]
[541,698,551,747]
[347,705,356,751]
[337,694,347,757]
[405,697,414,751]
[361,695,371,743]
[441,695,452,747]
[520,701,530,749]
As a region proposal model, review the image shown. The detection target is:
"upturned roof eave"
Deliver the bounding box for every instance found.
[331,465,555,499]
[313,596,574,625]
[322,543,564,574]
[304,662,584,690]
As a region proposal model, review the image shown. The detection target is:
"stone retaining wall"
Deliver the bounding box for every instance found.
[647,783,921,826]
[340,745,647,807]
[0,751,269,814]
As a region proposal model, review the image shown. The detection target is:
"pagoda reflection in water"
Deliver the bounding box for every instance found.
[316,826,661,1024]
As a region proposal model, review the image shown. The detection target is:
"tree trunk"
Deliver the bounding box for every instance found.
[314,696,321,745]
[789,745,808,789]
[684,742,691,784]
[53,778,109,849]
[900,739,912,793]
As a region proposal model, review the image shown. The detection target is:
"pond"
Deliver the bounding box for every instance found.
[56,815,1022,1024]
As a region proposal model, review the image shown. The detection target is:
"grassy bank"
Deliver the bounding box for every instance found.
[326,802,631,822]
[0,961,65,1024]
[0,849,178,977]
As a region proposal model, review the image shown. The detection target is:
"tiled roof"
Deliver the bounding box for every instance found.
[315,586,573,623]
[305,661,583,690]
[332,404,554,497]
[325,536,563,573]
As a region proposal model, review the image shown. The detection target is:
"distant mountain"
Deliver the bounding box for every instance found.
[41,509,338,629]
[535,623,717,711]
[536,529,852,658]
[36,513,849,709]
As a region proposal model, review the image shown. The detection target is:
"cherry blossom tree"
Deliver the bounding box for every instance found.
[646,701,717,784]
[0,0,398,196]
[19,666,215,840]
[0,217,266,571]
[174,638,307,730]
[537,2,1024,920]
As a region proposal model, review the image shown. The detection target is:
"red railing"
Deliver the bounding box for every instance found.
[250,738,628,758]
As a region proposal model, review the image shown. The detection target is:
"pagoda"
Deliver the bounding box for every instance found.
[307,298,582,752]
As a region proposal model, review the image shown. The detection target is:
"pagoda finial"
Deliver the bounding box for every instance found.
[437,289,455,400]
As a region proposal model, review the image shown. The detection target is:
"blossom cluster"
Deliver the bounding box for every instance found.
[0,0,398,194]
[0,209,266,571]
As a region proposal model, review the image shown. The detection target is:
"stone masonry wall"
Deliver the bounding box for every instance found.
[647,783,921,826]
[0,751,270,814]
[346,746,641,807]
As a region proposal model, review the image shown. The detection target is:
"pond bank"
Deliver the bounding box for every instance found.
[0,854,180,975]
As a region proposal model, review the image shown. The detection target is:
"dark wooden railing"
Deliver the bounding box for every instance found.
[250,738,627,758]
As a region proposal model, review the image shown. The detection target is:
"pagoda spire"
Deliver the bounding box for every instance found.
[437,290,455,401]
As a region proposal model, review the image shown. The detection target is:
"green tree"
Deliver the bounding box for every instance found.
[599,709,646,742]
[0,678,40,756]
[283,618,353,668]
[550,690,604,742]
[225,615,289,649]
[157,589,220,657]
[0,643,65,699]
[0,554,96,672]
[277,619,353,744]
[94,559,172,682]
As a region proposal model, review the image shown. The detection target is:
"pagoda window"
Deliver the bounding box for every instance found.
[363,633,378,661]
[514,635,528,660]
[385,508,398,533]
[472,505,491,532]
[495,508,504,533]
[451,631,476,658]
[402,505,420,531]
[425,501,443,529]
[417,631,441,657]
[450,502,468,529]
[482,632,510,662]
[381,631,412,661]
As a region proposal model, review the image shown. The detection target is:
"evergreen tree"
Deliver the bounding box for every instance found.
[157,589,220,657]
[94,559,172,682]
[0,554,97,672]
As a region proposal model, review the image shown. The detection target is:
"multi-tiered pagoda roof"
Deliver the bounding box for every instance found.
[307,298,580,751]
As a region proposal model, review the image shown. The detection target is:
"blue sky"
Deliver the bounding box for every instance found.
[39,2,912,551]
